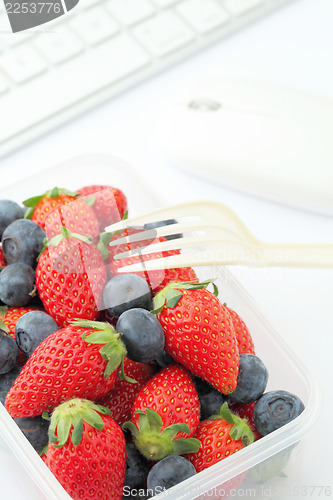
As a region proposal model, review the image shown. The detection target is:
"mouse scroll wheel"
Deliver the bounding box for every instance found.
[188,99,222,112]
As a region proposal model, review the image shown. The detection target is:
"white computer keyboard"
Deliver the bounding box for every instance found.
[0,0,295,157]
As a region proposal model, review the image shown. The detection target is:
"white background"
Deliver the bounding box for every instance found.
[1,0,333,498]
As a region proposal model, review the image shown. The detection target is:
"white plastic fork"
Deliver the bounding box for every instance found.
[104,201,333,272]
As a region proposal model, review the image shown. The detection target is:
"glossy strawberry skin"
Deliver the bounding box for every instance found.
[108,228,198,294]
[5,325,119,418]
[77,184,128,231]
[32,193,99,241]
[97,358,156,427]
[227,307,255,355]
[36,237,107,327]
[46,413,126,500]
[132,364,200,439]
[157,289,239,395]
[0,306,40,365]
[186,417,245,473]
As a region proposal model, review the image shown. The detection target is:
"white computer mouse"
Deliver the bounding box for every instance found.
[158,77,333,216]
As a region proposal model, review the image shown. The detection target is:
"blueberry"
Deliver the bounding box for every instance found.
[0,365,22,405]
[147,455,196,496]
[116,308,165,363]
[155,350,175,369]
[230,354,268,404]
[193,377,225,420]
[0,263,36,307]
[200,389,226,421]
[253,390,305,436]
[15,310,59,357]
[0,200,24,238]
[2,218,46,269]
[13,415,50,451]
[0,328,19,375]
[125,443,149,489]
[144,219,182,241]
[103,274,152,318]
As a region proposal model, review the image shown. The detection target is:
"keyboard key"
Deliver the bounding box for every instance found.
[70,6,119,45]
[0,46,46,84]
[34,28,83,65]
[151,0,180,6]
[0,34,150,143]
[133,11,193,56]
[224,0,264,15]
[107,0,154,26]
[177,0,229,33]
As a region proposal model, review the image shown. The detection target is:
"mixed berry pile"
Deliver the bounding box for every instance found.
[0,186,305,500]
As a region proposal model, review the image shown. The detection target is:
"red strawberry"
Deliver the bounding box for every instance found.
[46,398,126,500]
[123,364,201,461]
[96,358,156,427]
[0,245,6,268]
[23,187,99,241]
[0,306,40,365]
[5,320,128,417]
[107,228,198,294]
[226,306,255,355]
[36,228,107,327]
[229,400,262,442]
[186,402,254,475]
[154,281,239,395]
[77,184,128,231]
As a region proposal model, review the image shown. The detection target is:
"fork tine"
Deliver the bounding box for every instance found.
[116,242,254,273]
[104,201,208,234]
[113,235,245,260]
[107,221,184,248]
[108,221,247,248]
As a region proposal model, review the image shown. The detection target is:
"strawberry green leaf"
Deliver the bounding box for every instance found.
[42,411,50,421]
[23,207,34,220]
[122,210,128,220]
[119,359,138,384]
[75,319,115,331]
[0,319,9,333]
[165,290,183,309]
[49,398,109,449]
[84,195,96,207]
[125,408,199,461]
[56,414,72,447]
[145,408,164,434]
[83,329,118,344]
[0,305,7,316]
[38,444,49,457]
[82,408,104,431]
[23,194,45,208]
[161,423,191,440]
[172,438,201,455]
[95,404,112,415]
[99,232,114,245]
[122,421,140,439]
[48,187,78,199]
[72,418,83,446]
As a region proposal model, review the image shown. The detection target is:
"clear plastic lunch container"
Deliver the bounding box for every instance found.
[0,155,321,499]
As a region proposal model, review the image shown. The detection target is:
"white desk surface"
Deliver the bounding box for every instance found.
[1,0,333,498]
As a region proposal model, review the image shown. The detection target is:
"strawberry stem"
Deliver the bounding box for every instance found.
[211,402,254,446]
[151,279,218,314]
[122,408,201,460]
[74,319,130,381]
[48,398,111,448]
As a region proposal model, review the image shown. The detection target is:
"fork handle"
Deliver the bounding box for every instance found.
[252,243,333,267]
